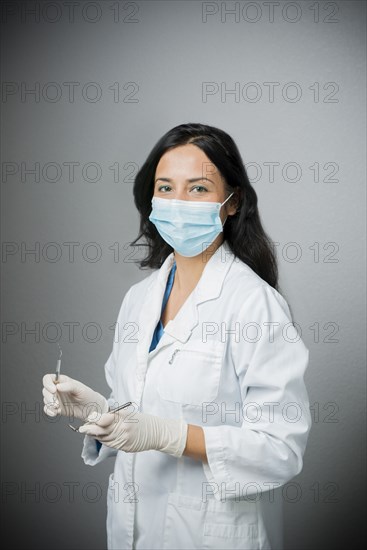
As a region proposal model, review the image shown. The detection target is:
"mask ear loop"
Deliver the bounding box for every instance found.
[221,191,234,227]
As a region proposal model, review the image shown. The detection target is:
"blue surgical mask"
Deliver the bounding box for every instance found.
[148,192,234,257]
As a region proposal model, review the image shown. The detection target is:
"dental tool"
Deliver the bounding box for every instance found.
[55,343,62,384]
[68,401,133,433]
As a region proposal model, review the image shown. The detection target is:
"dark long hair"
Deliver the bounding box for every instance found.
[131,122,279,292]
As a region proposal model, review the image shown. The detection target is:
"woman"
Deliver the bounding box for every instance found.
[43,123,312,550]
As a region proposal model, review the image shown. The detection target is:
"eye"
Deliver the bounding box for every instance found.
[190,185,208,193]
[157,185,171,192]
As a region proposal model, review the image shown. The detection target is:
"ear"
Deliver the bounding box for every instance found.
[227,187,242,216]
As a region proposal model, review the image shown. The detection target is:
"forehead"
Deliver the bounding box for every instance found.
[155,144,220,178]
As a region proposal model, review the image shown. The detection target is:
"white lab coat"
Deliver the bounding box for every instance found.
[82,240,312,550]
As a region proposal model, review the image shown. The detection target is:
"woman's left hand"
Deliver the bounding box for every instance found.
[78,407,188,458]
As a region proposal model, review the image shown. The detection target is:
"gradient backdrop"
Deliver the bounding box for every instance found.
[1,1,366,548]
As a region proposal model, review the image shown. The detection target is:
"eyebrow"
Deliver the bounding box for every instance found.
[154,177,215,185]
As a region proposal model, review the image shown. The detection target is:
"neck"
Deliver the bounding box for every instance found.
[172,235,224,294]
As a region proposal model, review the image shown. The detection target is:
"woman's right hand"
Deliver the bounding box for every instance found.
[42,374,108,421]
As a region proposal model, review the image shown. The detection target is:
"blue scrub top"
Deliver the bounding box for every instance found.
[149,260,177,352]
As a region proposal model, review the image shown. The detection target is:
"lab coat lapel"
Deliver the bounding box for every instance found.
[135,241,235,382]
[135,252,176,366]
[164,240,235,341]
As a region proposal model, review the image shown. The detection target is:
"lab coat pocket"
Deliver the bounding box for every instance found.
[162,492,205,549]
[157,340,224,406]
[162,493,265,550]
[203,499,267,550]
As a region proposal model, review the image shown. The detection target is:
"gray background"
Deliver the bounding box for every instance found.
[1,0,366,548]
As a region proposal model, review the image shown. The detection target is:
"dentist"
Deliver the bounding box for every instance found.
[42,122,312,550]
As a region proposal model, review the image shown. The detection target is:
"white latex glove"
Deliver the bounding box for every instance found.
[42,374,108,421]
[79,407,188,458]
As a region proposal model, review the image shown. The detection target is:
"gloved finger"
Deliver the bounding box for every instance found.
[85,410,103,424]
[78,423,109,438]
[42,387,59,404]
[42,374,58,393]
[42,388,57,401]
[43,394,59,407]
[55,375,80,394]
[88,412,117,428]
[43,403,60,417]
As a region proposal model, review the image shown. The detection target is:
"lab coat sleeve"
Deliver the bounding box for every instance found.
[202,284,312,500]
[81,287,132,466]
